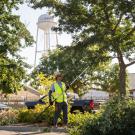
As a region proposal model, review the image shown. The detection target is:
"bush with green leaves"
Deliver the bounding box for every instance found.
[69,97,135,135]
[0,104,100,129]
[18,103,99,128]
[0,104,55,126]
[18,104,55,125]
[99,97,135,135]
[68,112,101,135]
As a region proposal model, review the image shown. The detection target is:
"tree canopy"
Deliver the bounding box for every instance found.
[0,0,34,94]
[30,0,135,96]
[31,46,120,95]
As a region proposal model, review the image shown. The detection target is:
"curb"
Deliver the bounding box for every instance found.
[0,125,44,132]
[0,124,67,133]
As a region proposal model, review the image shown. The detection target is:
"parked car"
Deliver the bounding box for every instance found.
[0,103,11,110]
[70,99,96,113]
[25,95,47,109]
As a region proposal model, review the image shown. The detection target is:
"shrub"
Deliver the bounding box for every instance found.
[18,108,36,123]
[98,97,135,135]
[69,97,135,135]
[68,112,101,135]
[18,104,55,125]
[0,109,18,125]
[0,103,63,126]
[18,103,71,125]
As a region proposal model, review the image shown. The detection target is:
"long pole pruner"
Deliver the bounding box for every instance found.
[69,66,89,86]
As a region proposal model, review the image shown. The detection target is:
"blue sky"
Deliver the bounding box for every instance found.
[14,3,135,73]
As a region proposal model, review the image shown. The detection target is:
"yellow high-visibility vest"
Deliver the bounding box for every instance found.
[52,82,67,103]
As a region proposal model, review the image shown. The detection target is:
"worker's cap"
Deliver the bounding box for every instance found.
[54,71,62,77]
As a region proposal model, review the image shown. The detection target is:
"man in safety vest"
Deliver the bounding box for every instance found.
[49,72,68,128]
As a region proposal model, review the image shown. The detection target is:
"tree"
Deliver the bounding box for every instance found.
[32,46,120,95]
[88,64,120,94]
[0,0,34,94]
[30,0,135,96]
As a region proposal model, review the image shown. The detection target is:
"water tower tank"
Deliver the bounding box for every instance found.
[37,14,57,31]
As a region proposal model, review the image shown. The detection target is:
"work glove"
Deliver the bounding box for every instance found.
[66,84,70,90]
[49,99,53,106]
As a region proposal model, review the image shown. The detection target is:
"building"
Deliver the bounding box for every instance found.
[128,73,135,98]
[9,85,42,101]
[80,73,135,100]
[0,85,42,102]
[81,89,109,100]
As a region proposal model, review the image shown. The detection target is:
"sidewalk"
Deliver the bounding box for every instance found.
[0,124,68,135]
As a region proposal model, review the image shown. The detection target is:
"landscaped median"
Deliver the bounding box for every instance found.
[0,103,97,134]
[0,104,55,126]
[0,97,135,135]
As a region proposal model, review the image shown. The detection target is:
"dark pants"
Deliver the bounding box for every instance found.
[53,102,68,125]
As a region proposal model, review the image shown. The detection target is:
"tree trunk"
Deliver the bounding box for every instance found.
[117,48,126,97]
[119,63,126,96]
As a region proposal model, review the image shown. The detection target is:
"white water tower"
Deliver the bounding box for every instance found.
[34,14,58,67]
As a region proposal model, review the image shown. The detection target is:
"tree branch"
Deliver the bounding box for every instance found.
[103,0,111,25]
[89,87,102,91]
[123,26,135,39]
[126,60,135,67]
[112,13,124,34]
[128,26,135,36]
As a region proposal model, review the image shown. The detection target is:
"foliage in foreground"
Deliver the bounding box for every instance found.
[68,97,135,135]
[0,104,96,127]
[0,109,18,126]
[68,112,101,135]
[18,104,95,126]
[18,104,55,125]
[0,104,55,126]
[1,97,135,135]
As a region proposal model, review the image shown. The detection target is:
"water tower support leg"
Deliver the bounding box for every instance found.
[56,32,58,47]
[44,32,46,54]
[34,27,39,67]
